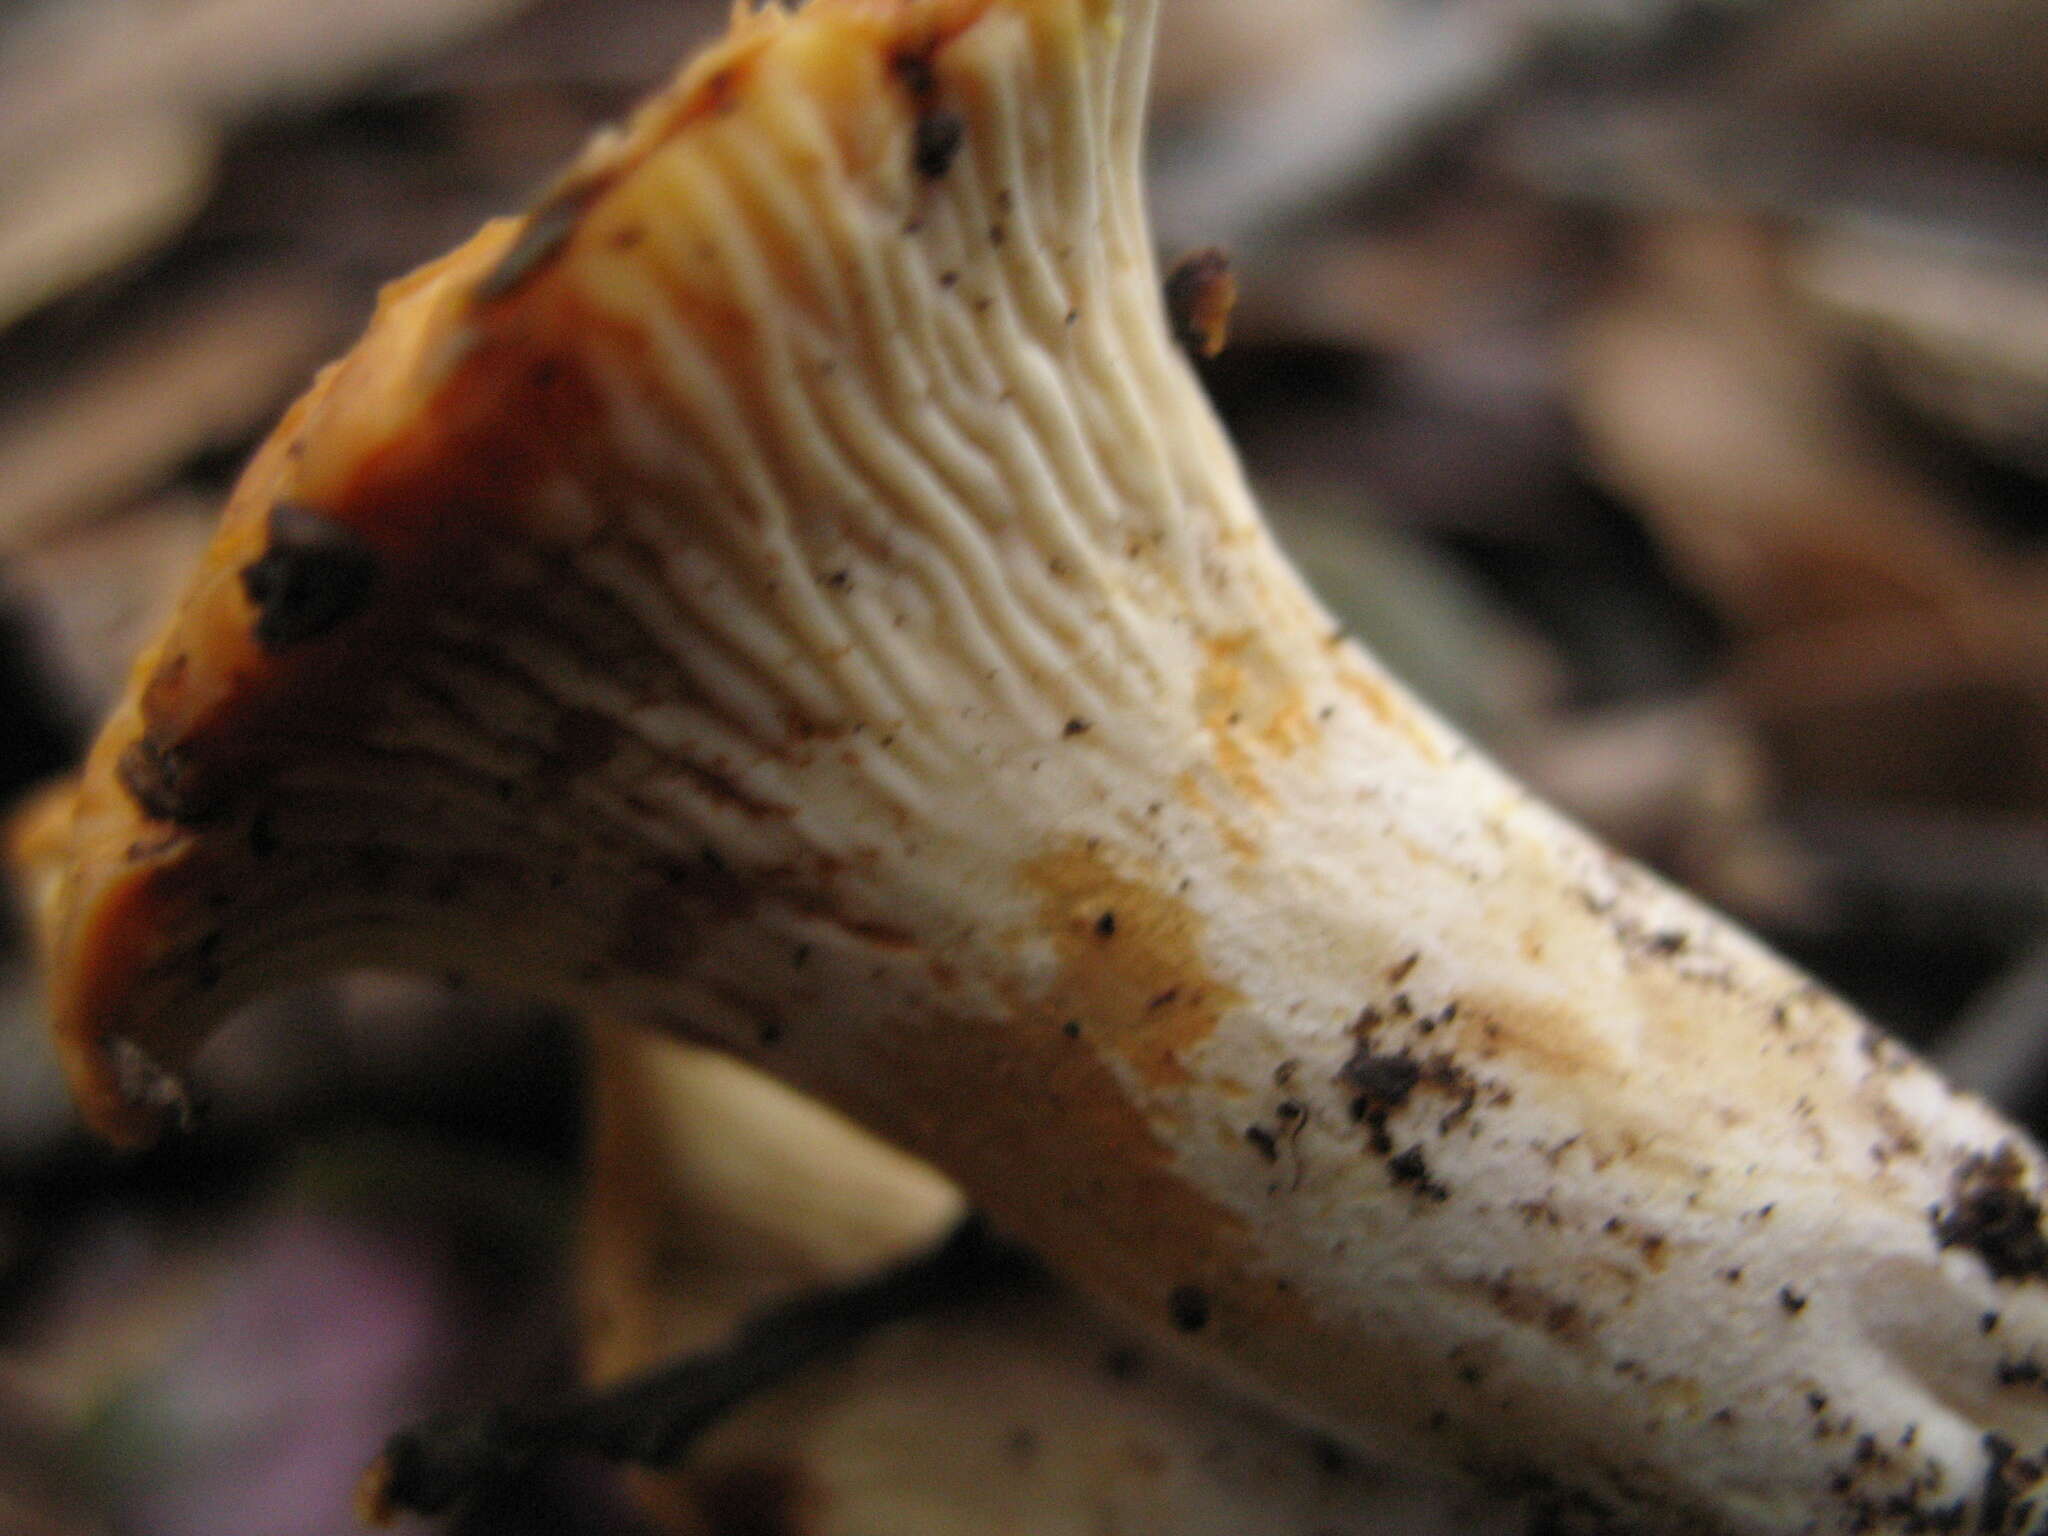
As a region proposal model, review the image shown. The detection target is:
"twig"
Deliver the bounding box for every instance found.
[356,1215,1035,1524]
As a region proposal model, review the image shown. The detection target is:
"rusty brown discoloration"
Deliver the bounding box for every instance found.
[1333,654,1446,765]
[1164,247,1236,361]
[1458,994,1627,1093]
[1172,768,1260,862]
[1020,839,1240,1091]
[835,984,1488,1484]
[1195,633,1316,808]
[1934,1145,2048,1283]
[838,983,1283,1393]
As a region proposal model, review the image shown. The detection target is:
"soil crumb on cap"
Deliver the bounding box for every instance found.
[1934,1145,2048,1282]
[241,503,378,651]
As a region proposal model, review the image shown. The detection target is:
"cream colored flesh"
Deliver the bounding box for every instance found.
[580,1025,1523,1536]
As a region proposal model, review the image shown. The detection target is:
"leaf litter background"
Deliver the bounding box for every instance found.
[0,0,2044,1531]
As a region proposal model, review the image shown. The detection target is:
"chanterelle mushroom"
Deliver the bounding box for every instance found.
[574,1023,1522,1536]
[21,0,2048,1530]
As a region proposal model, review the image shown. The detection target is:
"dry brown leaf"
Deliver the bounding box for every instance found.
[1793,229,2048,481]
[1268,200,1585,354]
[0,0,539,153]
[1148,0,1356,118]
[0,0,539,322]
[0,275,344,552]
[0,112,216,335]
[1573,219,2019,627]
[1707,0,2048,161]
[1571,215,2048,806]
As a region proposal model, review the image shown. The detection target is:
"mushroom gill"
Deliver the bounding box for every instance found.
[21,1,2048,1531]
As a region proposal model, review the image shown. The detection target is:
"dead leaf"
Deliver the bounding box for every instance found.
[1793,228,2048,482]
[0,113,217,334]
[1571,215,2048,808]
[0,0,540,153]
[0,274,344,552]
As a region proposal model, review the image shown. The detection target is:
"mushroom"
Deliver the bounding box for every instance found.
[576,1024,1520,1536]
[19,0,2048,1530]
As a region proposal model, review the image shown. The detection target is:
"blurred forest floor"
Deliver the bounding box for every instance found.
[0,0,2044,1532]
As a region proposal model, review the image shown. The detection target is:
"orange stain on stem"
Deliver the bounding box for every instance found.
[1194,631,1323,811]
[1335,652,1445,765]
[1020,839,1240,1092]
[1172,768,1261,864]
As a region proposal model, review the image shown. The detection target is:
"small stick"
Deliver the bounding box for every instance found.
[357,1216,1032,1524]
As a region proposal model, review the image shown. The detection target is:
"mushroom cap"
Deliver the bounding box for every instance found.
[32,0,1177,1143]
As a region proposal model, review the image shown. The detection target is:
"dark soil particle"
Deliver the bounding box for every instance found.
[889,47,937,102]
[118,734,209,824]
[1933,1145,2048,1282]
[1339,1033,1486,1152]
[1994,1357,2042,1388]
[912,110,964,179]
[1101,1346,1146,1380]
[241,502,377,651]
[1979,1434,2018,1536]
[1168,1284,1210,1332]
[1343,1048,1422,1124]
[1389,1145,1449,1201]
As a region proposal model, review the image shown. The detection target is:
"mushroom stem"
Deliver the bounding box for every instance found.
[20,1,2048,1531]
[569,1022,1514,1536]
